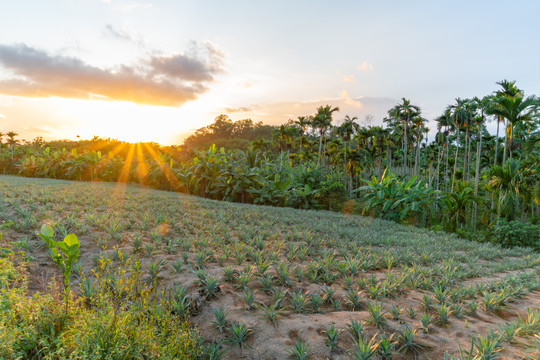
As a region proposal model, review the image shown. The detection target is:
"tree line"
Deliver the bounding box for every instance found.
[1,79,539,248]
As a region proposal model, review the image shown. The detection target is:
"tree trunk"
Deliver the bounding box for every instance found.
[403,118,409,177]
[473,125,482,230]
[462,127,468,181]
[317,131,323,167]
[502,120,508,167]
[493,116,500,167]
[451,127,460,192]
[436,146,441,191]
[445,133,450,193]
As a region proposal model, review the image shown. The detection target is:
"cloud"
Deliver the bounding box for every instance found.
[222,104,260,113]
[340,90,363,108]
[104,24,136,42]
[343,75,356,82]
[357,61,373,72]
[0,112,5,118]
[237,81,252,88]
[103,24,148,48]
[0,42,224,107]
[213,96,398,127]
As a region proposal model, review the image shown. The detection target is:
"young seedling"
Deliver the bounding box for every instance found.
[345,289,362,311]
[367,302,388,328]
[289,338,310,360]
[324,324,340,352]
[260,302,285,329]
[420,313,432,333]
[211,306,228,333]
[377,334,395,359]
[396,326,425,354]
[242,287,256,310]
[290,289,308,314]
[201,340,228,360]
[202,276,220,300]
[310,292,324,313]
[228,323,252,348]
[38,224,80,315]
[348,318,364,342]
[351,334,379,360]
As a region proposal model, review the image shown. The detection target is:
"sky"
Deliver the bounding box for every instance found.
[1,0,539,145]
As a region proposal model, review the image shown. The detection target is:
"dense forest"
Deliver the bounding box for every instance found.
[1,80,539,248]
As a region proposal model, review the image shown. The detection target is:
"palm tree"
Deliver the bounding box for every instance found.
[410,115,428,177]
[0,132,4,154]
[435,110,453,192]
[447,98,468,192]
[312,105,340,167]
[294,116,311,152]
[486,93,538,164]
[489,158,523,221]
[6,131,18,159]
[388,98,421,176]
[470,96,489,228]
[337,115,359,192]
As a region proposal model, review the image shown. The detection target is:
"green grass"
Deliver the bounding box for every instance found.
[0,175,539,359]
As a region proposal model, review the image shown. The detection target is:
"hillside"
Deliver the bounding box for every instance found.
[0,175,539,359]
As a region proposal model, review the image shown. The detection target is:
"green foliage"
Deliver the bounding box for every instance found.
[289,338,311,360]
[0,255,200,359]
[356,170,439,226]
[38,224,80,314]
[489,219,540,249]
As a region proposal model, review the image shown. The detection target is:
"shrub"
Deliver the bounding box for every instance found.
[489,219,540,249]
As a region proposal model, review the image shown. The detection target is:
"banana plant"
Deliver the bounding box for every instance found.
[38,224,80,315]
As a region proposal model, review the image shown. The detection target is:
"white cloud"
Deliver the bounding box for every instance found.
[358,61,373,72]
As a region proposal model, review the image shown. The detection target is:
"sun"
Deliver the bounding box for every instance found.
[52,97,203,145]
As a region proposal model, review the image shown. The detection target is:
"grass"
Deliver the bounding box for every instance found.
[0,175,539,359]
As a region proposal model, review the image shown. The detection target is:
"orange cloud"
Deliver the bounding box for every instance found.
[343,74,356,82]
[358,61,373,72]
[0,43,224,107]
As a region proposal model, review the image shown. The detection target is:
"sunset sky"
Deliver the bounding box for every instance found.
[1,1,539,145]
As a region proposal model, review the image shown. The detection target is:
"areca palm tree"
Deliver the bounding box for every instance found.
[471,96,489,227]
[489,80,529,165]
[294,116,312,152]
[486,93,538,163]
[388,98,421,176]
[337,115,359,191]
[489,158,523,221]
[312,105,340,167]
[447,98,468,192]
[6,131,18,159]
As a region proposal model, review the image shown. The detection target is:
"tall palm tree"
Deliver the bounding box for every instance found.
[388,98,420,176]
[410,115,427,177]
[6,131,18,159]
[471,96,488,228]
[294,116,311,152]
[447,98,468,192]
[489,158,523,221]
[337,115,359,190]
[435,109,453,192]
[0,132,4,154]
[486,93,538,163]
[313,105,340,167]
